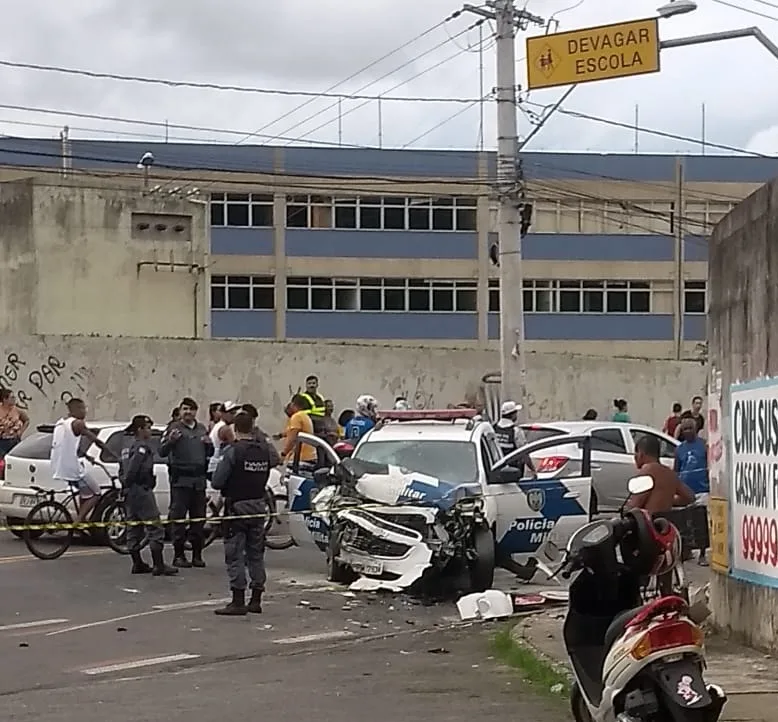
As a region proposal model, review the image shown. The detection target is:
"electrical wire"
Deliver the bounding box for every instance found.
[522,100,775,159]
[237,12,463,143]
[274,19,486,144]
[0,57,481,105]
[751,0,778,9]
[401,97,490,148]
[710,0,778,21]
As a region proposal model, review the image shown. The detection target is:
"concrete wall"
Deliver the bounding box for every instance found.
[0,335,704,429]
[0,180,209,338]
[708,179,778,649]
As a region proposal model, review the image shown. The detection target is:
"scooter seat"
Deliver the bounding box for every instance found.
[603,606,643,652]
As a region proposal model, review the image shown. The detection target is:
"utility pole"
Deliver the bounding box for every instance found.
[464,1,546,413]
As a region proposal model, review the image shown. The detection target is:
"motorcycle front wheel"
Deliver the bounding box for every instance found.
[570,682,593,722]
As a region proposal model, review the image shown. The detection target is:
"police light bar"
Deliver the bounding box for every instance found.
[378,408,479,422]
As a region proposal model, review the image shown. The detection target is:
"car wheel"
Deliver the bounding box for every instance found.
[469,526,496,592]
[326,531,357,585]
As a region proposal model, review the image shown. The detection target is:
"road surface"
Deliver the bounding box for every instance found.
[0,535,564,722]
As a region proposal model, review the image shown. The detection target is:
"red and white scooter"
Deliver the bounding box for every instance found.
[539,476,726,722]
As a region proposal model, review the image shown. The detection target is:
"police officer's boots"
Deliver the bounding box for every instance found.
[172,544,192,568]
[214,588,247,616]
[151,547,179,577]
[247,589,263,614]
[190,539,206,568]
[130,551,152,575]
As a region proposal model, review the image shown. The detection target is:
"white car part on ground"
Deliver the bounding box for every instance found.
[456,590,514,620]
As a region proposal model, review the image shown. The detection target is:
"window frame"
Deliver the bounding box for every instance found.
[210,275,275,311]
[210,192,274,228]
[283,195,479,232]
[683,280,707,314]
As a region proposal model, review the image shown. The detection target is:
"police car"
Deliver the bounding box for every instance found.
[284,409,595,589]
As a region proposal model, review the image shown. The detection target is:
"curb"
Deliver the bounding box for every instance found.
[511,615,573,682]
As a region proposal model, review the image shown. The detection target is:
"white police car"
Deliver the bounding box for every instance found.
[284,409,595,590]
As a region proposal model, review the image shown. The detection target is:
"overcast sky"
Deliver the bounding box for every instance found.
[0,0,776,155]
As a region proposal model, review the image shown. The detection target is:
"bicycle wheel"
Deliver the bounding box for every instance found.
[265,494,295,551]
[101,497,137,555]
[202,498,222,549]
[24,500,74,560]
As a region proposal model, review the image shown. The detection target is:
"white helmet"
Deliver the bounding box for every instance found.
[394,398,410,410]
[356,394,378,416]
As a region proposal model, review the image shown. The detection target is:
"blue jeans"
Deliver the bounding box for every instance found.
[0,438,19,457]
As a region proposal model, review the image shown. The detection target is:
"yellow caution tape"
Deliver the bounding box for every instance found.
[0,500,406,533]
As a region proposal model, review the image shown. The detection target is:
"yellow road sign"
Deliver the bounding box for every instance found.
[526,18,660,90]
[708,497,730,575]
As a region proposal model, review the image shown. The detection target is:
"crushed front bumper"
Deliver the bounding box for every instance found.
[336,506,436,592]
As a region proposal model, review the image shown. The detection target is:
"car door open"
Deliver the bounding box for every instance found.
[488,433,594,562]
[285,432,340,550]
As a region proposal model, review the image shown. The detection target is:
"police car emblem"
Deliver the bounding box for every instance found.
[527,489,545,512]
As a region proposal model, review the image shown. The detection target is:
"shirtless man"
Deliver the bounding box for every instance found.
[627,434,694,513]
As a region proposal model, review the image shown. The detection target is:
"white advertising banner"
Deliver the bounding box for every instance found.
[708,368,725,498]
[730,378,778,586]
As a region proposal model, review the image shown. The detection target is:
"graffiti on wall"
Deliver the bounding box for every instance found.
[395,378,435,410]
[0,352,91,411]
[524,392,562,421]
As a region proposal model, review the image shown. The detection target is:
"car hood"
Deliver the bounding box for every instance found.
[339,458,481,509]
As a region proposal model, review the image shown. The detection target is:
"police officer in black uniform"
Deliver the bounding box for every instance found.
[121,415,178,577]
[211,411,277,616]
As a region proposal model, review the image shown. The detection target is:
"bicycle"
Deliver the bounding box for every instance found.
[23,459,123,560]
[202,492,295,551]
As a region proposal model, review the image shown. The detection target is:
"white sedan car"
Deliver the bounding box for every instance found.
[520,421,680,512]
[0,422,171,536]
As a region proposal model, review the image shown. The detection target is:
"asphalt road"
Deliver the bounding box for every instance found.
[0,534,563,722]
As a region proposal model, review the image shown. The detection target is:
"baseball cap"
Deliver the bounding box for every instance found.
[223,401,242,412]
[500,400,522,416]
[124,414,153,434]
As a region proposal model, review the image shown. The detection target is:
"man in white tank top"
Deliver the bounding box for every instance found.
[51,398,117,524]
[208,402,238,479]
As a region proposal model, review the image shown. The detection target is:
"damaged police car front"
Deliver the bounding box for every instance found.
[308,458,494,592]
[283,410,596,593]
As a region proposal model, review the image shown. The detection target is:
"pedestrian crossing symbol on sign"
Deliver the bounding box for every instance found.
[534,45,559,78]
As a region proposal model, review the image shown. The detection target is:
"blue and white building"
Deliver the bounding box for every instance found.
[1,138,776,357]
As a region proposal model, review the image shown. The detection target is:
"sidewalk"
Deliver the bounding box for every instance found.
[512,611,778,721]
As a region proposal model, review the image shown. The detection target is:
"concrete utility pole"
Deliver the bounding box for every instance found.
[463,1,546,412]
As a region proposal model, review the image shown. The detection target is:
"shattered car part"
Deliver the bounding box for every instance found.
[312,459,493,593]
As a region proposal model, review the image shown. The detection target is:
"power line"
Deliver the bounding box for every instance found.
[274,19,486,143]
[751,0,778,9]
[401,97,489,148]
[710,0,778,20]
[522,100,774,159]
[237,14,460,143]
[0,57,482,105]
[288,38,485,146]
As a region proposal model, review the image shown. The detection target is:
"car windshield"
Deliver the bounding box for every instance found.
[521,426,567,444]
[353,440,479,484]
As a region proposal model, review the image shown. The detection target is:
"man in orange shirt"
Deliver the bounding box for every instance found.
[281,395,317,464]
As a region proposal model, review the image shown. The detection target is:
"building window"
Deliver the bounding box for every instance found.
[210,275,275,310]
[284,195,478,231]
[488,279,652,313]
[210,193,273,228]
[684,280,707,314]
[286,277,477,312]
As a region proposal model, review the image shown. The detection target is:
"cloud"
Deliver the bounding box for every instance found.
[0,0,776,156]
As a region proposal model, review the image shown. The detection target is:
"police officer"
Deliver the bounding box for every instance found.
[494,400,537,477]
[121,415,178,576]
[211,410,277,616]
[159,397,212,569]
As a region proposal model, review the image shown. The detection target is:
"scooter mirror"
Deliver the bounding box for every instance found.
[537,535,562,563]
[627,474,654,495]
